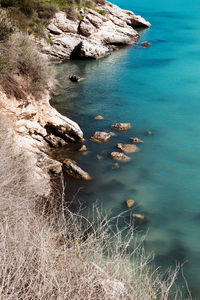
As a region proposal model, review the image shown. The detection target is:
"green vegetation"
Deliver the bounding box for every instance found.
[0,0,106,32]
[0,117,181,299]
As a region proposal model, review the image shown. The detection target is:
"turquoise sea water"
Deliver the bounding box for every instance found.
[52,0,200,297]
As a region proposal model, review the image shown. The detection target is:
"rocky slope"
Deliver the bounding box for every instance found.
[37,1,151,60]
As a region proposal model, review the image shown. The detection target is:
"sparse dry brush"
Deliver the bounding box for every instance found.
[0,31,55,98]
[0,116,182,299]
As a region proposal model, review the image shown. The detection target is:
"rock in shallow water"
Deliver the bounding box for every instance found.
[91,131,115,142]
[94,115,104,120]
[117,143,139,153]
[63,159,92,180]
[126,199,135,208]
[111,152,131,162]
[130,137,144,144]
[113,123,131,131]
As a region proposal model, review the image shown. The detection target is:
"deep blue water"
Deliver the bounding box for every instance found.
[52,0,200,297]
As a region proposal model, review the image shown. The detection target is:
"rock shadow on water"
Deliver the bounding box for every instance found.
[135,57,177,69]
[155,239,188,265]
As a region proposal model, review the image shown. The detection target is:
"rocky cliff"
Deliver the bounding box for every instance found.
[37,1,151,60]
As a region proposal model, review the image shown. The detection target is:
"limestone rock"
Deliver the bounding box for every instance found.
[63,159,92,180]
[113,123,131,131]
[47,23,62,35]
[71,40,110,59]
[53,12,78,33]
[38,1,151,61]
[126,199,135,208]
[117,143,139,153]
[111,152,131,162]
[131,137,144,144]
[79,17,97,36]
[91,131,114,142]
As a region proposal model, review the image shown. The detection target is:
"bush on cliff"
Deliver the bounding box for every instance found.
[0,31,55,98]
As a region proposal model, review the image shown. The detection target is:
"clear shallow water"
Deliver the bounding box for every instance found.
[52,0,200,297]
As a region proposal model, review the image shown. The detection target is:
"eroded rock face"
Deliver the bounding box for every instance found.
[117,143,139,153]
[111,152,131,162]
[37,1,151,60]
[0,87,85,196]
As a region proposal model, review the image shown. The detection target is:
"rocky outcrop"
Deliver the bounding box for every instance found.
[37,2,151,60]
[0,86,85,196]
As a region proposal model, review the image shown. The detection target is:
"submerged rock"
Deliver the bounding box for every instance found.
[126,199,135,208]
[94,115,104,120]
[131,137,144,144]
[96,154,103,160]
[147,130,153,135]
[117,143,139,153]
[112,162,120,169]
[63,159,92,180]
[69,75,84,82]
[113,123,131,131]
[111,152,131,162]
[141,41,151,47]
[91,131,114,142]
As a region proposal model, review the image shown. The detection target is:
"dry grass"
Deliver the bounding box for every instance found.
[0,116,182,299]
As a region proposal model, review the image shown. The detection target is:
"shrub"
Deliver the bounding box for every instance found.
[0,32,55,97]
[0,9,14,41]
[34,0,58,20]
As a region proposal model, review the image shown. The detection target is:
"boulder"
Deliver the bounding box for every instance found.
[113,122,131,131]
[117,143,139,153]
[70,40,110,59]
[63,159,92,180]
[131,137,144,144]
[126,199,135,208]
[91,131,114,142]
[111,152,131,162]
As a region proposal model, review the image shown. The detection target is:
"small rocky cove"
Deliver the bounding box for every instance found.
[0,1,151,199]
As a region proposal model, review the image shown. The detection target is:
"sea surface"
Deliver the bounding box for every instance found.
[52,0,200,298]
